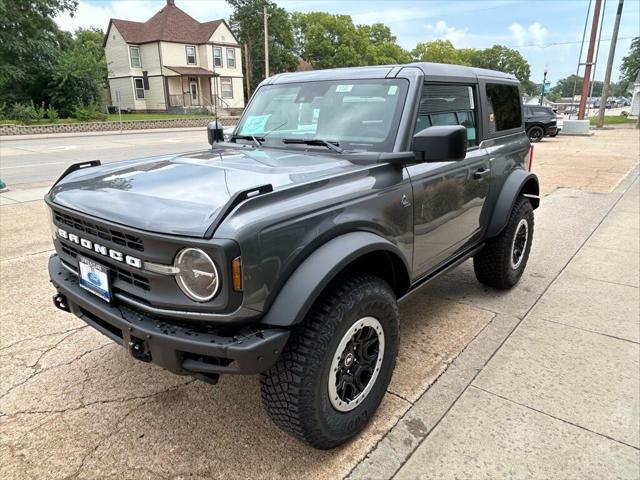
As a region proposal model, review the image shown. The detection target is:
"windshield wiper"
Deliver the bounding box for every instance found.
[230,134,264,147]
[282,138,343,153]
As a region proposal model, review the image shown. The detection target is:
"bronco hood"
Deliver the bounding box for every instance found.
[48,147,363,237]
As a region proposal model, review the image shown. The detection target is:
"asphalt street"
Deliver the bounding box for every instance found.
[0,129,210,185]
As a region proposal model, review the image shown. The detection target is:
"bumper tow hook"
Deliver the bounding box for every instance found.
[128,337,152,362]
[53,294,70,312]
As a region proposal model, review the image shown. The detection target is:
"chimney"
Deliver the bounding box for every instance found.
[167,0,175,5]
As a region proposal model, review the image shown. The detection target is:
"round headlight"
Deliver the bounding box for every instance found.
[174,248,219,302]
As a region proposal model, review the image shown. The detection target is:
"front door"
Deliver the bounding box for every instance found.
[189,78,199,106]
[407,83,491,278]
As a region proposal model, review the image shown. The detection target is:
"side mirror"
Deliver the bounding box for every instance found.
[412,125,467,162]
[207,120,224,146]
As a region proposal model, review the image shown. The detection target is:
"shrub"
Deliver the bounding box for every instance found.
[9,101,40,124]
[46,105,60,123]
[72,102,107,122]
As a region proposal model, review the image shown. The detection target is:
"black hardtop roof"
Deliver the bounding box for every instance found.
[266,62,518,85]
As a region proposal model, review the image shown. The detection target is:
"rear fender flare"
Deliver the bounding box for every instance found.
[260,232,409,327]
[486,170,539,238]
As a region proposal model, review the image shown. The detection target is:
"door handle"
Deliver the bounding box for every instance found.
[473,168,491,180]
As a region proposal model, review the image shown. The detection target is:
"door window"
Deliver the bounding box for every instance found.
[485,83,522,133]
[415,84,477,147]
[133,77,144,99]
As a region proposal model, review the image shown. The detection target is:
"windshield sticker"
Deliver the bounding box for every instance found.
[388,85,398,96]
[335,84,354,93]
[241,114,271,134]
[467,127,477,141]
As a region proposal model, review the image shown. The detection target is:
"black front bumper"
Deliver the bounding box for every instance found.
[49,255,289,379]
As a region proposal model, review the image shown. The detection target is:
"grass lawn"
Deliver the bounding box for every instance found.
[589,115,636,125]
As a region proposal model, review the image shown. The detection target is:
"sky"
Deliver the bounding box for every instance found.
[54,0,640,86]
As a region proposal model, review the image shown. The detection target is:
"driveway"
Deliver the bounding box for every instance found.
[1,126,638,479]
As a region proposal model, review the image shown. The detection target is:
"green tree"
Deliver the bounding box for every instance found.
[358,23,411,65]
[50,28,108,117]
[0,0,77,103]
[292,12,409,70]
[411,40,469,65]
[465,45,531,82]
[228,0,298,94]
[620,37,640,84]
[551,74,605,98]
[291,12,368,69]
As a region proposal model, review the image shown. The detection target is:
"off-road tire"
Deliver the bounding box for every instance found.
[527,125,544,143]
[474,197,534,289]
[260,274,399,449]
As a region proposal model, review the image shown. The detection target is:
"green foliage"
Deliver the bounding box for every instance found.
[620,37,640,84]
[411,40,469,65]
[50,28,107,117]
[228,0,298,93]
[551,75,605,98]
[46,105,60,123]
[462,45,530,82]
[9,101,45,124]
[408,41,531,83]
[72,102,106,121]
[291,12,409,70]
[0,0,77,103]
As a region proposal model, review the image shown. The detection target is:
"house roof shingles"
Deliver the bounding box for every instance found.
[110,2,226,45]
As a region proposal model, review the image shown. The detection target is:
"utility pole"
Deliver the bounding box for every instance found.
[263,5,269,78]
[540,66,548,105]
[578,0,603,120]
[597,0,624,127]
[244,43,251,98]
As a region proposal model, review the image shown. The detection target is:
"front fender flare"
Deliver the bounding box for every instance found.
[260,231,409,327]
[486,169,539,238]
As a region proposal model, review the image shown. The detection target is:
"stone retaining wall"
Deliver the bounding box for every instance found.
[0,116,239,136]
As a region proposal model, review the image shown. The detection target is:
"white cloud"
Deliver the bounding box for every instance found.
[424,20,469,46]
[508,22,549,47]
[54,0,232,33]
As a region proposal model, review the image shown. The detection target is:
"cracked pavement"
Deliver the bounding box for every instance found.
[1,127,638,479]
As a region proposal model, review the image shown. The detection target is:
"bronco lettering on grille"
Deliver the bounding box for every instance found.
[57,228,142,268]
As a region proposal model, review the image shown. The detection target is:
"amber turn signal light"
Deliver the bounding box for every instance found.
[232,256,242,291]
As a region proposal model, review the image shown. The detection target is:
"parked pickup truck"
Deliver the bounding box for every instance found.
[47,62,539,449]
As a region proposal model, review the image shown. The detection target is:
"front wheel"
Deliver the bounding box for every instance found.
[260,274,399,449]
[527,125,544,143]
[474,197,534,289]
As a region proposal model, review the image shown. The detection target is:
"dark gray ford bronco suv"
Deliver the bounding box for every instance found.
[47,63,538,449]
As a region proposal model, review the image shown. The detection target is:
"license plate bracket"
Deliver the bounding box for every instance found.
[78,256,111,302]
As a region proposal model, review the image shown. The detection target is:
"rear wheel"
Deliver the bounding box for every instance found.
[260,274,399,449]
[474,197,534,289]
[527,125,544,143]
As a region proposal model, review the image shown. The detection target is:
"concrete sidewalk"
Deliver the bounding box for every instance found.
[350,174,639,479]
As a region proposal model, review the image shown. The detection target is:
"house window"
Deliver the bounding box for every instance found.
[221,78,233,98]
[133,77,145,99]
[213,47,222,67]
[186,45,196,65]
[226,48,236,68]
[129,46,141,68]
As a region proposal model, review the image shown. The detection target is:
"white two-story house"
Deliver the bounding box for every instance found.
[104,0,245,113]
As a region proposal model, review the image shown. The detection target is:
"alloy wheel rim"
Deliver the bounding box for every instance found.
[510,218,529,269]
[328,316,385,412]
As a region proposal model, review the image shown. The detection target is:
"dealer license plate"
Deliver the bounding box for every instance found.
[78,256,111,302]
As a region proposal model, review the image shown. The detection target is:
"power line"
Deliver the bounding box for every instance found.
[506,35,635,49]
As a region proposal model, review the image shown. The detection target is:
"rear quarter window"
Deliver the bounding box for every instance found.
[485,83,522,133]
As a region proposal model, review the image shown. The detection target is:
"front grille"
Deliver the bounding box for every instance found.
[60,240,150,291]
[53,209,144,252]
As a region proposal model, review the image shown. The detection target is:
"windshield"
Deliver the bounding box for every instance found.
[235,79,409,152]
